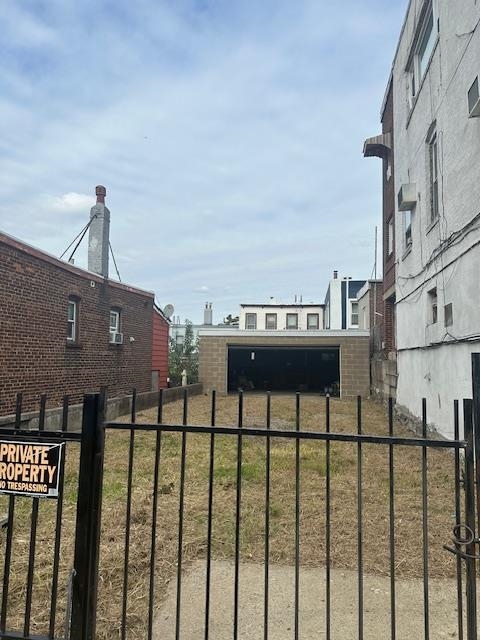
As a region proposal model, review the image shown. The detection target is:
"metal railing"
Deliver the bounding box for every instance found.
[101,389,473,640]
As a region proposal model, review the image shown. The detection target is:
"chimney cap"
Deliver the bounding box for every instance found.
[96,185,107,204]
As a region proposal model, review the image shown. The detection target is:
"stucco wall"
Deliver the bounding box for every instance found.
[390,0,480,437]
[198,332,370,398]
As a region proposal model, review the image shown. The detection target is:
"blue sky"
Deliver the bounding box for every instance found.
[0,0,408,323]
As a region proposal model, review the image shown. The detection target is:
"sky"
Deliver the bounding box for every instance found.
[0,0,408,324]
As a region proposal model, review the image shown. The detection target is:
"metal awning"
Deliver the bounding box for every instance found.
[363,132,392,158]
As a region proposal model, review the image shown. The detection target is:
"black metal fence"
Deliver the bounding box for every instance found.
[98,389,475,640]
[0,394,82,640]
[1,375,480,639]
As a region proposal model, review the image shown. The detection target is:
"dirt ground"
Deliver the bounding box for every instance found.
[154,559,459,640]
[0,393,463,639]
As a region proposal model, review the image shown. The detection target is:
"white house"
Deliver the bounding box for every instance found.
[239,302,324,331]
[323,271,366,330]
[170,303,232,346]
[389,0,480,437]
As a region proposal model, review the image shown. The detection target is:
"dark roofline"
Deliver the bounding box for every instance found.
[0,230,155,299]
[153,303,171,323]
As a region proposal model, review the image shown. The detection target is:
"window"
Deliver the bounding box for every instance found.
[109,309,122,343]
[350,302,359,327]
[245,313,257,330]
[405,210,412,249]
[286,313,298,329]
[265,313,277,330]
[428,131,439,223]
[418,11,436,79]
[428,288,438,324]
[444,303,453,327]
[176,333,184,346]
[386,158,392,181]
[408,4,437,103]
[67,298,78,342]
[307,313,319,330]
[388,218,394,256]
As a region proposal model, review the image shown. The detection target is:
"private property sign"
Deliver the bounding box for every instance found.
[0,441,64,498]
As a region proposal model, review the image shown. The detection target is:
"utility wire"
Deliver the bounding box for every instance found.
[59,215,96,261]
[109,241,122,282]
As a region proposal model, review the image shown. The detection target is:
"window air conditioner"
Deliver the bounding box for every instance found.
[109,332,124,344]
[397,183,417,211]
[468,77,480,117]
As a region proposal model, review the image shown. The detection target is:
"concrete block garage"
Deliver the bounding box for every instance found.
[198,330,370,398]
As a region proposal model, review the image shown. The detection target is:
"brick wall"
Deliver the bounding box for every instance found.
[382,82,396,297]
[384,296,396,353]
[199,334,370,398]
[0,233,154,415]
[152,308,169,389]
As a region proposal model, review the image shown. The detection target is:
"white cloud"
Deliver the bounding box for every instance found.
[0,0,409,322]
[47,192,93,214]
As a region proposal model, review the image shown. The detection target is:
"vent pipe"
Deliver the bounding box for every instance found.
[204,302,213,325]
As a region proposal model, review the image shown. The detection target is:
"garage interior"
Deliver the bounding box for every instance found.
[227,345,340,394]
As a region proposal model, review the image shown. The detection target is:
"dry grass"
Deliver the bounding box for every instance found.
[0,394,459,638]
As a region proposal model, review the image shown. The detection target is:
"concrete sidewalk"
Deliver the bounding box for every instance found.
[154,560,458,639]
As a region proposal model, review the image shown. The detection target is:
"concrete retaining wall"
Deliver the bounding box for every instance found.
[0,383,204,431]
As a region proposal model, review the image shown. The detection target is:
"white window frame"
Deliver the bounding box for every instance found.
[404,210,412,249]
[388,218,394,256]
[428,288,438,324]
[428,131,439,223]
[286,313,298,330]
[307,313,319,330]
[67,299,77,342]
[444,302,453,327]
[408,3,437,105]
[350,301,359,328]
[265,313,277,330]
[110,309,121,338]
[245,313,257,330]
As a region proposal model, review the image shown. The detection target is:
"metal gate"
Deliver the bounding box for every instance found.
[1,359,480,639]
[93,392,478,640]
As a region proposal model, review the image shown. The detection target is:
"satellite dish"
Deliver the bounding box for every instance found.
[163,304,174,319]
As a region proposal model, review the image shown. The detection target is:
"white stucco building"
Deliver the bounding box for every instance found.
[239,302,324,331]
[390,0,480,436]
[323,271,366,330]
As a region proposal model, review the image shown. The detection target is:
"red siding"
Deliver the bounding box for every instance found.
[152,309,169,389]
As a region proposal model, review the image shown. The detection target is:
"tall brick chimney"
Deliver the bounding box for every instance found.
[88,185,110,277]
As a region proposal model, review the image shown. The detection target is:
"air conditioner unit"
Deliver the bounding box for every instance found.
[468,77,480,117]
[397,183,417,211]
[109,332,123,344]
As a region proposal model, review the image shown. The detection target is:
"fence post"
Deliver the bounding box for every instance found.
[472,354,480,543]
[463,398,477,640]
[70,393,105,640]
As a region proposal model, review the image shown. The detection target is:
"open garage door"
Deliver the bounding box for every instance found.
[227,346,340,394]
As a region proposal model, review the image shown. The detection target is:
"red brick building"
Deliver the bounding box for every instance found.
[363,77,397,399]
[152,305,170,390]
[0,186,168,415]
